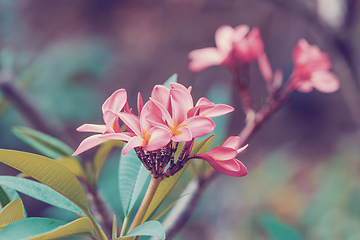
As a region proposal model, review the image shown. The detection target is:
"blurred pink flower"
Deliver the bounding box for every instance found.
[290,39,340,93]
[73,89,127,156]
[195,136,247,177]
[188,25,264,72]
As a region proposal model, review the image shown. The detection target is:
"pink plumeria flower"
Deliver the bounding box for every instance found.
[195,136,247,177]
[149,82,233,142]
[102,100,172,155]
[188,25,264,72]
[73,89,127,156]
[290,39,340,93]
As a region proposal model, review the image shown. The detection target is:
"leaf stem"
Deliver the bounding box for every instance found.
[120,213,131,237]
[127,177,162,233]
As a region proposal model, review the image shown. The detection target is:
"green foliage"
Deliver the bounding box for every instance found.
[258,212,303,240]
[12,126,75,159]
[116,221,165,239]
[0,176,84,216]
[0,217,96,240]
[0,185,11,208]
[162,74,177,88]
[119,149,151,216]
[0,149,89,213]
[0,199,25,230]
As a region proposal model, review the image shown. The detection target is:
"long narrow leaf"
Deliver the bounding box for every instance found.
[119,149,151,215]
[0,185,11,208]
[152,194,189,221]
[0,218,67,239]
[0,176,84,216]
[162,74,177,88]
[0,199,25,230]
[116,221,165,239]
[0,150,89,212]
[142,162,189,223]
[12,126,75,159]
[28,217,96,240]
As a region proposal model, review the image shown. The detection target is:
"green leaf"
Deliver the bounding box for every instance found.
[0,149,89,213]
[0,199,25,230]
[0,176,84,216]
[28,217,96,240]
[0,185,11,208]
[119,149,151,215]
[94,140,124,184]
[58,156,85,178]
[0,218,66,239]
[12,126,75,159]
[112,214,118,239]
[116,221,165,239]
[259,212,303,240]
[163,74,177,88]
[190,134,215,155]
[142,162,190,223]
[152,194,190,221]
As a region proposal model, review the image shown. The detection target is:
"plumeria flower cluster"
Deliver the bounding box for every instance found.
[189,25,340,95]
[188,24,264,72]
[73,78,248,178]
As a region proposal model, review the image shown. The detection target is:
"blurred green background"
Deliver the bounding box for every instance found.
[0,0,360,239]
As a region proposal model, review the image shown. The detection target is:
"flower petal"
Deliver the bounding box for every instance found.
[102,89,127,113]
[143,127,171,151]
[99,132,134,142]
[151,85,171,112]
[205,146,237,160]
[170,82,194,112]
[122,136,144,155]
[77,124,106,133]
[188,47,225,72]
[182,116,215,138]
[172,126,192,142]
[118,112,141,136]
[200,104,234,118]
[311,71,340,93]
[222,136,241,149]
[215,25,234,51]
[73,134,108,156]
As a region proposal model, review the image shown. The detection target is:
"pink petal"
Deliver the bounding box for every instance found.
[151,85,171,112]
[237,144,248,154]
[188,48,225,72]
[195,97,212,107]
[182,116,215,138]
[258,53,273,84]
[99,132,134,142]
[143,127,171,151]
[77,124,106,133]
[102,89,127,113]
[118,112,141,136]
[137,92,144,115]
[215,25,234,51]
[170,83,194,112]
[200,104,234,118]
[233,25,250,42]
[122,136,144,155]
[198,154,247,177]
[172,126,192,142]
[311,71,340,93]
[205,146,237,160]
[149,98,174,126]
[103,110,119,132]
[170,96,187,124]
[73,134,108,156]
[222,136,241,149]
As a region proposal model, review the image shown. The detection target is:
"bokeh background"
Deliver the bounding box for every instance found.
[1,0,360,239]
